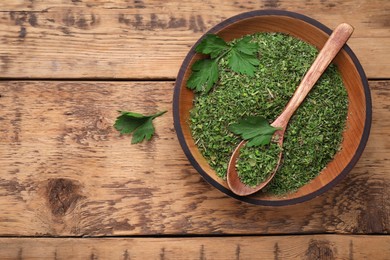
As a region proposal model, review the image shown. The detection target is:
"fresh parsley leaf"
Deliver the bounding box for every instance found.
[228,36,260,76]
[195,34,228,58]
[187,34,260,93]
[246,134,273,147]
[187,59,219,93]
[229,116,281,147]
[228,50,260,76]
[114,110,166,144]
[232,36,259,55]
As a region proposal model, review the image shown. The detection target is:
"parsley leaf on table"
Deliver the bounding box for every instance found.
[114,110,166,144]
[229,116,281,147]
[187,59,219,93]
[187,34,260,94]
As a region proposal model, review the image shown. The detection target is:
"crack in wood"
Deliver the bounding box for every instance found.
[274,242,280,260]
[123,249,130,260]
[349,240,354,260]
[236,244,241,260]
[160,247,165,260]
[199,244,205,260]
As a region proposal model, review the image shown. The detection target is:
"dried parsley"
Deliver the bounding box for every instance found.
[236,142,282,187]
[189,32,348,195]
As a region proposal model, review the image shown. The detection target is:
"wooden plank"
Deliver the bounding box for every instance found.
[0,81,389,236]
[0,0,389,79]
[0,235,389,259]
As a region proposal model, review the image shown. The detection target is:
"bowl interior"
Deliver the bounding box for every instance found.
[174,12,370,205]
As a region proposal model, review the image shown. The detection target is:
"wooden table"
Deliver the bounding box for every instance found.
[0,1,389,259]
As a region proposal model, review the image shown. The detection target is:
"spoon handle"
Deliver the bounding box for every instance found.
[272,23,354,128]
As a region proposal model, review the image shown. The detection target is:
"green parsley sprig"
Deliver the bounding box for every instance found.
[187,34,260,93]
[114,110,166,144]
[229,116,281,147]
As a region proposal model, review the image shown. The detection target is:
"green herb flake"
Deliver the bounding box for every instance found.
[237,142,282,187]
[114,110,166,144]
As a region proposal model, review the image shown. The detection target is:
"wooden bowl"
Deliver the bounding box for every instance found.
[173,10,371,206]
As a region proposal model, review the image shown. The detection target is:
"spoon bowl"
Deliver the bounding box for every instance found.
[227,126,285,196]
[227,23,354,196]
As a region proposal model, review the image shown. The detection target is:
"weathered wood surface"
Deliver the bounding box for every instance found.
[0,80,388,236]
[0,0,389,79]
[0,235,389,260]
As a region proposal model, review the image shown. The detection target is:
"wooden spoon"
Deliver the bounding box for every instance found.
[227,23,354,196]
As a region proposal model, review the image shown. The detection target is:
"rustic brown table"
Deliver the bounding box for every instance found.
[0,1,389,259]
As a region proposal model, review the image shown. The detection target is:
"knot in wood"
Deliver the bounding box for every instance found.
[306,239,335,260]
[46,178,83,216]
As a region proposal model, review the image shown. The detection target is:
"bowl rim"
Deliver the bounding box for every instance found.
[173,9,372,206]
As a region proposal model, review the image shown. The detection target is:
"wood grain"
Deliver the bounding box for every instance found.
[0,80,388,236]
[0,235,389,260]
[0,0,389,79]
